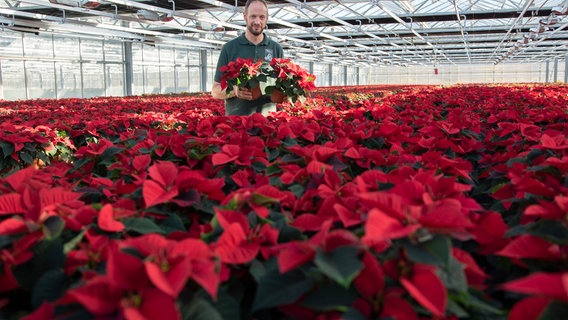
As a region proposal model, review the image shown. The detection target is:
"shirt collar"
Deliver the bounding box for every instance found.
[238,32,268,46]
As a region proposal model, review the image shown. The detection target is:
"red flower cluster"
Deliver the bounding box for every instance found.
[219,57,266,94]
[218,57,316,102]
[266,58,317,103]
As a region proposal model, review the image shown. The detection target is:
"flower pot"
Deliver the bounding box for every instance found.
[250,85,262,100]
[270,89,285,103]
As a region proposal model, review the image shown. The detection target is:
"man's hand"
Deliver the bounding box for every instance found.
[234,87,254,100]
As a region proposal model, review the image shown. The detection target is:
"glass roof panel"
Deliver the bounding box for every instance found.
[0,0,566,66]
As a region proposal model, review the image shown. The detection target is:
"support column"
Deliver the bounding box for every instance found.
[0,60,3,100]
[328,64,333,86]
[343,65,347,85]
[124,42,133,96]
[553,57,558,83]
[200,49,208,92]
[565,54,568,83]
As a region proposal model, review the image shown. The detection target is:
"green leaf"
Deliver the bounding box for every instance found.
[267,150,281,163]
[0,141,14,159]
[19,151,33,165]
[182,297,223,320]
[314,246,363,288]
[439,257,468,293]
[42,216,66,240]
[251,161,266,173]
[160,213,187,234]
[13,238,65,290]
[122,217,165,235]
[31,269,67,309]
[342,307,371,320]
[0,235,13,249]
[446,298,470,318]
[505,222,534,238]
[209,286,241,320]
[266,166,282,178]
[288,184,305,198]
[98,146,124,165]
[69,157,92,174]
[528,219,568,245]
[252,268,314,312]
[452,291,505,316]
[539,300,568,320]
[404,235,451,267]
[64,229,86,254]
[300,282,357,311]
[272,215,304,242]
[249,259,267,283]
[281,136,298,147]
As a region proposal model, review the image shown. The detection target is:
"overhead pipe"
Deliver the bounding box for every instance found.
[371,1,451,64]
[283,0,412,64]
[490,0,534,63]
[501,3,567,63]
[0,14,15,27]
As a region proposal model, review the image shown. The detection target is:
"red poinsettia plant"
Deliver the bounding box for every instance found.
[265,58,316,103]
[219,58,268,96]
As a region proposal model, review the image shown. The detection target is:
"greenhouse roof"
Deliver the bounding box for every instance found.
[2,0,568,66]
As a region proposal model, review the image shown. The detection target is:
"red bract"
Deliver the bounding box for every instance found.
[276,219,360,273]
[0,177,87,234]
[98,203,125,232]
[211,143,268,167]
[524,195,568,220]
[65,275,181,320]
[213,207,279,264]
[118,233,220,299]
[362,207,420,250]
[508,297,552,320]
[0,233,39,292]
[496,234,564,261]
[171,238,220,299]
[400,264,447,317]
[353,251,384,298]
[143,161,179,208]
[540,133,568,150]
[501,272,568,302]
[65,228,111,275]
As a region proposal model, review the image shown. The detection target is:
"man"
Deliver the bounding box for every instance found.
[211,0,284,116]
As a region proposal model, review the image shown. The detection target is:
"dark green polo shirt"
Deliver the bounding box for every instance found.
[214,32,284,116]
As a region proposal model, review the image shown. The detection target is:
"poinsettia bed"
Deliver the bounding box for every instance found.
[0,83,567,319]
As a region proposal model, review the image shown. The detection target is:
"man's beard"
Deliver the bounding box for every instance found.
[248,24,264,36]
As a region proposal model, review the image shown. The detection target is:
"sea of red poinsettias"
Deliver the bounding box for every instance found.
[0,83,567,319]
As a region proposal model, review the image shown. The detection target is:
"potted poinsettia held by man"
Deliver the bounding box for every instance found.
[265,58,317,103]
[219,57,269,100]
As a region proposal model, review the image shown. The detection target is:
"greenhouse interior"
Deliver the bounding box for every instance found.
[0,0,567,100]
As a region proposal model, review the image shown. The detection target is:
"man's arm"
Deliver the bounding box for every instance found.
[211,82,254,101]
[211,81,233,100]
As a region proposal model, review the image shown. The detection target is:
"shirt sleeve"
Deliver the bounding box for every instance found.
[214,44,230,83]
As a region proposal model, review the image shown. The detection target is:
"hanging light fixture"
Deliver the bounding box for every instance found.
[539,14,560,26]
[48,0,101,9]
[552,5,568,15]
[136,9,173,22]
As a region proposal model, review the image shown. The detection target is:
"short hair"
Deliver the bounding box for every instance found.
[244,0,268,12]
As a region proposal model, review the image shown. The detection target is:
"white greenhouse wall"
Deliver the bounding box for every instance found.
[0,30,566,101]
